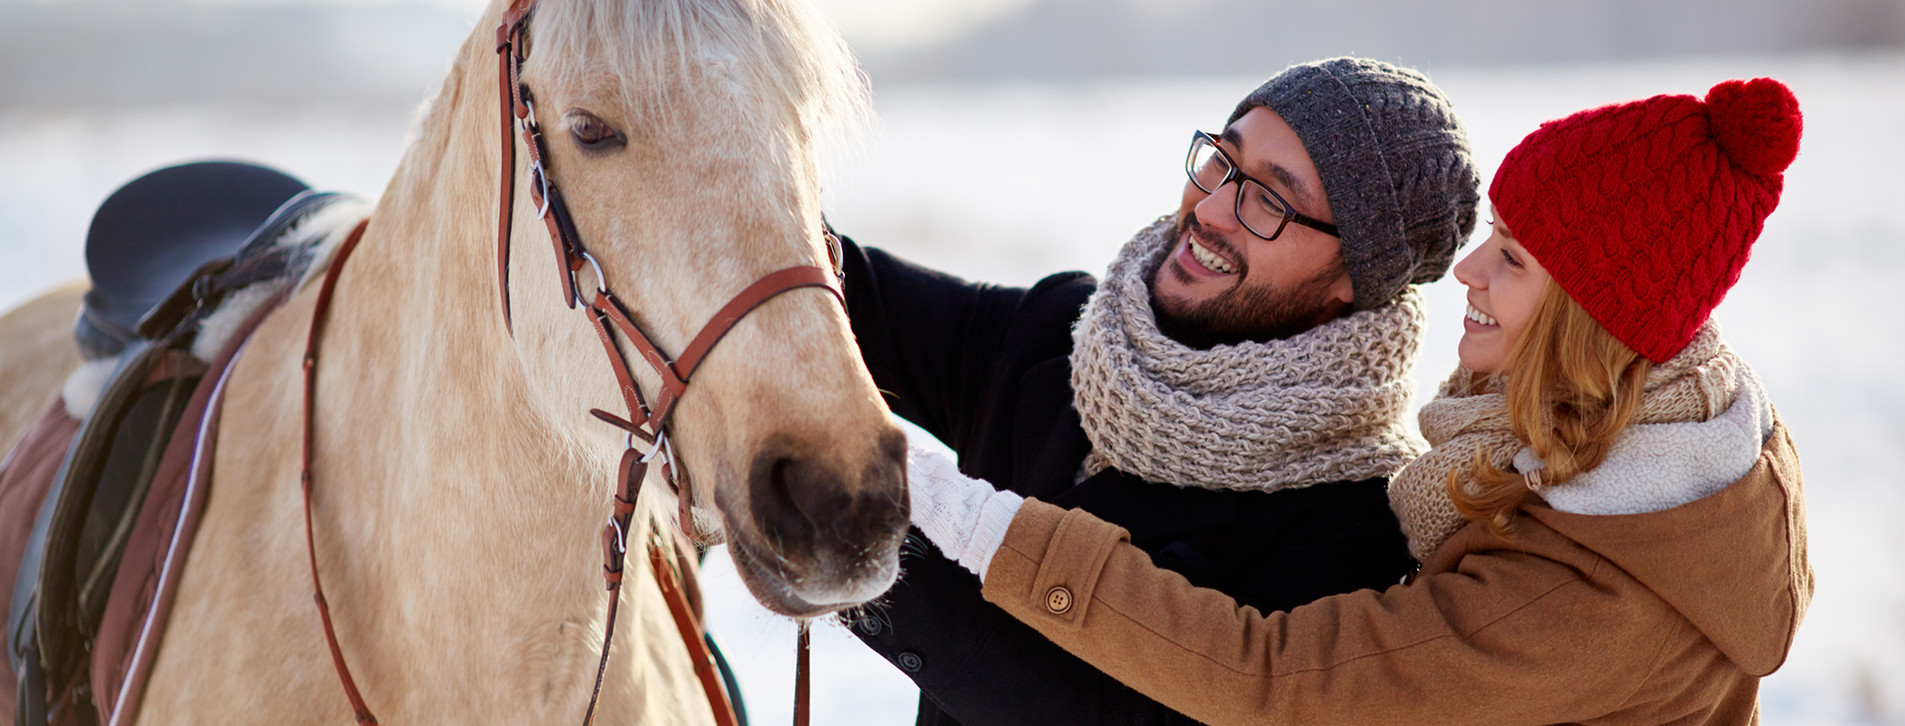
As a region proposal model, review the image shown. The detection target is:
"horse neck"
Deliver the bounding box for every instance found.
[308,35,619,559]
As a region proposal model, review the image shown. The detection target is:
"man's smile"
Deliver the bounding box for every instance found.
[1187,237,1237,275]
[1170,218,1245,281]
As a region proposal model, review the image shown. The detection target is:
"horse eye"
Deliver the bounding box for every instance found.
[568,112,625,152]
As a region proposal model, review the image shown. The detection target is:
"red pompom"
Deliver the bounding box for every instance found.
[1705,77,1802,176]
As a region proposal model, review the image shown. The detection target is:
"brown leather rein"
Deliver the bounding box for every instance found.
[295,2,840,723]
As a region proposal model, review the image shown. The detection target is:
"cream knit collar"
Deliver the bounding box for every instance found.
[1389,322,1747,560]
[1069,216,1429,493]
[1520,363,1771,516]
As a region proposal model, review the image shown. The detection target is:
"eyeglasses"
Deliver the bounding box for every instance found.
[1185,130,1339,241]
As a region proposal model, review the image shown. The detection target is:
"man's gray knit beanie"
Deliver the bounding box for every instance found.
[1231,57,1480,310]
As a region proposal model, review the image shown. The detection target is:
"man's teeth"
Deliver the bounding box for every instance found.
[1189,240,1236,274]
[1465,304,1498,327]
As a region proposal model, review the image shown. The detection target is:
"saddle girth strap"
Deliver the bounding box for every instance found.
[299,220,378,726]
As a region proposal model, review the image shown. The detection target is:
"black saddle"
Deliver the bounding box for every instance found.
[9,161,359,726]
[73,161,311,361]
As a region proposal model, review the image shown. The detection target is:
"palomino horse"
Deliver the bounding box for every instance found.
[0,0,909,722]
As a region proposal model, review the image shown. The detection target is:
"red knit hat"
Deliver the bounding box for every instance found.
[1489,77,1802,363]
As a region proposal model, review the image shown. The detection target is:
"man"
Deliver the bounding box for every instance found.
[836,57,1480,724]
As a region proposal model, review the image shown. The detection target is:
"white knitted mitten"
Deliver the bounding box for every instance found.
[902,424,1023,582]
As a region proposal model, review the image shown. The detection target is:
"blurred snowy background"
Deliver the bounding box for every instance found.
[2,0,1901,723]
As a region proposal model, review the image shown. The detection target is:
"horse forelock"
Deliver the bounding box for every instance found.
[528,0,869,147]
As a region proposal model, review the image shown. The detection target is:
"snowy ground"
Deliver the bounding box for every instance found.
[3,52,1900,724]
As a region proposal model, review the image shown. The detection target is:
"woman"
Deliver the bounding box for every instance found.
[905,77,1810,724]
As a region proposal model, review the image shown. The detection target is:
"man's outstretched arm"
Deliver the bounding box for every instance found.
[837,233,1089,454]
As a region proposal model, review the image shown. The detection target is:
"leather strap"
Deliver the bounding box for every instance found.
[649,545,739,726]
[581,447,644,725]
[495,23,517,333]
[300,220,377,725]
[793,625,811,726]
[590,292,682,436]
[675,266,842,380]
[493,0,538,333]
[587,267,841,446]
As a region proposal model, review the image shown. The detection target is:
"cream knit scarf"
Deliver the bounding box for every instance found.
[1069,216,1428,493]
[1388,322,1743,560]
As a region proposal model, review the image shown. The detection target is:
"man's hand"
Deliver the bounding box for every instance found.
[898,419,1024,581]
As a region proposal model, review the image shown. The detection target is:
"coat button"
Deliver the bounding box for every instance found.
[1045,586,1073,614]
[897,650,924,673]
[855,616,883,637]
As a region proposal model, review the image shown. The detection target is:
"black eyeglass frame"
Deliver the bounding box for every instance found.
[1185,130,1340,240]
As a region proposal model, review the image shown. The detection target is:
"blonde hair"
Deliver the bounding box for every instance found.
[1448,283,1652,535]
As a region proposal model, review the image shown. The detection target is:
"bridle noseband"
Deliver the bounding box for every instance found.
[299,2,843,724]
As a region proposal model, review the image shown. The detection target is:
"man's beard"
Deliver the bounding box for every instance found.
[1151,214,1347,349]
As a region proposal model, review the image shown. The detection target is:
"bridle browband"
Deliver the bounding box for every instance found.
[298,1,842,724]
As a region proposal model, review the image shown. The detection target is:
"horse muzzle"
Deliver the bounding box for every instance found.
[724,427,909,616]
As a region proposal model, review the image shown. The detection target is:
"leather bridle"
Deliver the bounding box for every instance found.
[297,1,842,724]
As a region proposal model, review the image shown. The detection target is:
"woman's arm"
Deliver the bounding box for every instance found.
[976,500,1678,725]
[906,439,1679,725]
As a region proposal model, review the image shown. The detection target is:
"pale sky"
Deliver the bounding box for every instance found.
[165,0,1040,51]
[806,0,1038,50]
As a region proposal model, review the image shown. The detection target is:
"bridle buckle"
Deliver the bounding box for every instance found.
[527,159,552,220]
[639,430,671,465]
[574,250,609,305]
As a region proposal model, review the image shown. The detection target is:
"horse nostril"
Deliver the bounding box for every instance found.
[748,436,910,557]
[750,452,825,549]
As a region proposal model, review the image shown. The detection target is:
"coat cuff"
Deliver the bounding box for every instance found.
[980,499,1129,629]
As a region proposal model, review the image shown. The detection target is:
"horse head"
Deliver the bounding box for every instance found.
[479,0,906,617]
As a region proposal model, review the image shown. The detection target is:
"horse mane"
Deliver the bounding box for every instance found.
[528,0,869,145]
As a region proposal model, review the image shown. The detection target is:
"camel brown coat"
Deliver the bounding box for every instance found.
[982,419,1812,725]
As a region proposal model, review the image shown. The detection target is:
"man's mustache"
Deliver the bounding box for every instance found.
[1180,211,1247,276]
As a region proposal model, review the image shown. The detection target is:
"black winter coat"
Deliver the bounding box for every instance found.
[839,238,1416,726]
